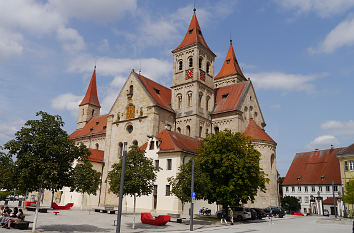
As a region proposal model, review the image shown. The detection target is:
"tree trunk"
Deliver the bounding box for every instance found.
[133,194,136,229]
[81,193,84,211]
[51,190,54,208]
[32,189,42,232]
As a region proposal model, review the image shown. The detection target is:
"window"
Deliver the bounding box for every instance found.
[186,125,191,136]
[156,140,159,148]
[199,57,203,69]
[305,186,308,192]
[199,92,203,108]
[129,85,133,95]
[298,197,302,203]
[226,59,230,64]
[333,185,338,192]
[286,187,289,192]
[321,176,325,180]
[206,96,210,111]
[345,161,348,171]
[92,109,95,116]
[178,60,183,71]
[206,128,209,135]
[154,160,159,169]
[118,142,123,157]
[167,159,172,170]
[149,141,155,150]
[189,57,193,67]
[95,143,99,150]
[177,94,182,109]
[187,92,192,107]
[271,154,275,169]
[305,196,309,203]
[166,185,171,196]
[206,62,210,74]
[326,186,330,192]
[199,126,202,137]
[312,186,315,192]
[298,186,301,192]
[292,187,295,192]
[126,125,133,133]
[214,127,219,134]
[177,127,181,133]
[82,109,84,116]
[189,29,193,34]
[319,186,322,192]
[154,88,160,94]
[350,160,354,171]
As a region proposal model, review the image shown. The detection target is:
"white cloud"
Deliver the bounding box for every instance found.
[321,120,354,137]
[0,28,23,59]
[274,0,354,17]
[248,72,321,92]
[306,135,339,150]
[0,119,25,144]
[310,17,354,53]
[51,93,83,116]
[48,0,137,22]
[56,26,85,52]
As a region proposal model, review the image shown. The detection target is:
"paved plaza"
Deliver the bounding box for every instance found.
[0,208,351,233]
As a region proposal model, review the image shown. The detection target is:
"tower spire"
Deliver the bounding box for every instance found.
[79,68,101,107]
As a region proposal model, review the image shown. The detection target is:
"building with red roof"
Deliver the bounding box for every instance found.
[59,8,278,212]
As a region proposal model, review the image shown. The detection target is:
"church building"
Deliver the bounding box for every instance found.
[57,9,279,213]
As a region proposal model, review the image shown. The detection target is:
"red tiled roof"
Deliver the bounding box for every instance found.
[88,148,104,163]
[283,148,343,186]
[173,11,211,52]
[69,115,107,139]
[80,68,101,107]
[141,130,201,154]
[212,81,249,114]
[244,118,275,144]
[337,142,354,155]
[215,41,245,80]
[136,73,173,112]
[323,197,336,205]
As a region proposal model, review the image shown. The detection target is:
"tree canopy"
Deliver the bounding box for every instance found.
[71,160,101,195]
[281,196,301,213]
[0,151,16,191]
[343,180,354,205]
[107,145,160,197]
[169,130,268,207]
[4,111,90,193]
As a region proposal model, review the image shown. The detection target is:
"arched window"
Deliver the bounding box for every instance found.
[82,109,84,116]
[206,62,210,74]
[92,109,95,116]
[118,142,123,157]
[199,57,203,69]
[178,60,183,71]
[189,57,193,67]
[177,127,181,133]
[177,94,182,109]
[95,143,99,150]
[206,96,210,111]
[199,92,203,108]
[214,126,219,134]
[271,154,275,169]
[199,126,202,137]
[187,92,192,107]
[206,128,209,135]
[133,140,138,146]
[186,125,191,136]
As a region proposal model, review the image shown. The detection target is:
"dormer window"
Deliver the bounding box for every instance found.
[90,128,94,132]
[321,176,325,180]
[96,121,99,125]
[189,29,193,34]
[297,177,301,181]
[226,59,230,64]
[149,141,155,150]
[198,30,202,35]
[154,88,160,94]
[222,93,229,98]
[103,126,107,130]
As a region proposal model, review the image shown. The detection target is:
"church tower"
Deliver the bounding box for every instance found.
[77,67,101,129]
[214,40,247,88]
[171,9,216,138]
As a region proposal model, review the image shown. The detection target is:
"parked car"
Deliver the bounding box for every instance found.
[253,208,267,219]
[323,209,329,216]
[250,208,257,220]
[264,206,285,218]
[216,207,251,221]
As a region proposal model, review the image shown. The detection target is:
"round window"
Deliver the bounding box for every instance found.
[127,125,133,133]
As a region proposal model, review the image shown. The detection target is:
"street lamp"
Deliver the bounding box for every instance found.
[116,142,128,233]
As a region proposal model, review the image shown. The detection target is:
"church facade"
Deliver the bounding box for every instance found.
[59,10,279,213]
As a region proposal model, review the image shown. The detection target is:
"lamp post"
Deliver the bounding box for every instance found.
[116,142,128,233]
[190,157,195,231]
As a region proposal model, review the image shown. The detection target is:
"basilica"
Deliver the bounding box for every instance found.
[48,9,279,214]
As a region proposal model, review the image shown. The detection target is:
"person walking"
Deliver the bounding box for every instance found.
[220,208,227,224]
[269,209,273,224]
[228,207,234,225]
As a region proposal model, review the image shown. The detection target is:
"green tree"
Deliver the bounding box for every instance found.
[4,111,90,232]
[278,176,285,197]
[170,130,268,207]
[71,160,101,210]
[281,196,301,214]
[107,145,159,229]
[0,152,16,191]
[343,179,354,216]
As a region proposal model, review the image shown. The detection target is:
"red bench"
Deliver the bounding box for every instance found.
[141,213,170,226]
[52,202,74,210]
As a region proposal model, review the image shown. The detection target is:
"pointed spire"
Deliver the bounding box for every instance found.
[79,67,101,107]
[173,9,211,52]
[214,41,245,80]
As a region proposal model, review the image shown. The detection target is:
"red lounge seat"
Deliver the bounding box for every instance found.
[52,202,74,210]
[141,213,170,226]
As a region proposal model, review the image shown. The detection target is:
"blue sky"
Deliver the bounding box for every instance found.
[1,0,354,176]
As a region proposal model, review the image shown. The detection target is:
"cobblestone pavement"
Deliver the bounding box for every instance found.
[0,208,351,233]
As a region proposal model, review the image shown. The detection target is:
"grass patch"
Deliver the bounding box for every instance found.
[195,216,219,222]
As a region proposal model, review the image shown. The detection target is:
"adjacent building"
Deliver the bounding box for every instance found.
[282,148,344,216]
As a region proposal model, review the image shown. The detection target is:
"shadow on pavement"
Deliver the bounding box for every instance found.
[125,222,169,229]
[36,224,111,232]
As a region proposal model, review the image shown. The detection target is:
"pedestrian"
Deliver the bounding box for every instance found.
[228,207,234,225]
[269,209,273,224]
[220,208,227,224]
